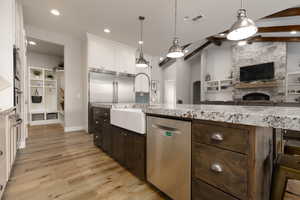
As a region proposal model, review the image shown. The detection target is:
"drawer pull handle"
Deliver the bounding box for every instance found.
[211,133,224,141]
[0,185,3,191]
[0,150,3,156]
[211,164,223,173]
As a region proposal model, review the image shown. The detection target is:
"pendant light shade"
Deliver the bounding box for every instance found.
[136,16,149,68]
[136,52,149,68]
[227,0,257,41]
[167,0,184,58]
[167,38,184,58]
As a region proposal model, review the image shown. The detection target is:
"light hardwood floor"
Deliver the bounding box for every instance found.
[3,124,164,200]
[3,124,299,200]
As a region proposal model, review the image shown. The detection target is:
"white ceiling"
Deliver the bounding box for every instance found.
[27,37,64,57]
[21,0,297,56]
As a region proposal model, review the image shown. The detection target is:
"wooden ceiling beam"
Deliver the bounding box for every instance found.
[184,40,212,61]
[258,25,300,33]
[263,7,300,19]
[250,37,300,42]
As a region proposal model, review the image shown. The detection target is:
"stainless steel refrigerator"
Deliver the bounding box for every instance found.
[89,69,135,103]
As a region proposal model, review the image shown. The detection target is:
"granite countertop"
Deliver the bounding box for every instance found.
[90,102,300,131]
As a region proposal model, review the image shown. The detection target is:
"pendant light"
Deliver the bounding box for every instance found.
[227,0,257,41]
[167,0,184,58]
[136,16,149,68]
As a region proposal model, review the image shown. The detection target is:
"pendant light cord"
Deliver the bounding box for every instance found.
[174,0,178,38]
[139,16,144,53]
[240,0,243,9]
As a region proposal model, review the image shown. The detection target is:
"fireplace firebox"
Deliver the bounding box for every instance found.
[243,93,270,101]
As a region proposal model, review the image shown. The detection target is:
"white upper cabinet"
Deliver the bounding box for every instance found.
[115,44,136,74]
[87,33,116,71]
[87,33,137,74]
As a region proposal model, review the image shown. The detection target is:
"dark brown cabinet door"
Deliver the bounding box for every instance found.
[112,126,126,165]
[125,132,146,180]
[93,129,103,148]
[102,122,112,154]
[192,179,238,200]
[89,106,95,134]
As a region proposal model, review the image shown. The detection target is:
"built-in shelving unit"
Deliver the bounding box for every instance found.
[29,67,62,125]
[205,79,233,93]
[286,71,300,102]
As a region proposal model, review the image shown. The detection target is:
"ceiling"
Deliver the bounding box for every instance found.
[27,37,64,57]
[21,0,297,56]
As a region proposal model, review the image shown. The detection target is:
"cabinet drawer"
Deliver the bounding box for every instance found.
[192,178,239,200]
[93,107,110,119]
[192,122,249,154]
[192,143,247,199]
[94,117,109,127]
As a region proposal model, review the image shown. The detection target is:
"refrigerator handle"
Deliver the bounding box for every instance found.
[116,81,119,103]
[113,81,116,103]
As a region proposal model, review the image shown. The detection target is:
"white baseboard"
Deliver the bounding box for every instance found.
[64,126,84,132]
[29,120,60,126]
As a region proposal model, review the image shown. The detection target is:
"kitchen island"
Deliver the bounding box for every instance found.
[89,103,300,200]
[91,102,300,131]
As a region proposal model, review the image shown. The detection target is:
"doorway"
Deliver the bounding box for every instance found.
[164,80,176,104]
[193,81,201,104]
[26,37,65,127]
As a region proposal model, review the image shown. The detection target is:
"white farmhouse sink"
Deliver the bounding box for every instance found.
[110,108,146,134]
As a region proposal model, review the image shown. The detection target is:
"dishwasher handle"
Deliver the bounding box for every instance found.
[152,124,181,135]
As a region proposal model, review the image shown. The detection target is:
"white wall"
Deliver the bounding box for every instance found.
[202,42,233,101]
[177,59,191,104]
[0,0,15,109]
[204,42,232,80]
[160,58,194,104]
[287,43,300,73]
[27,52,63,69]
[26,25,84,132]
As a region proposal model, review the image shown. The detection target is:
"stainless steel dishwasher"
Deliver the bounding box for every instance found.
[147,116,191,200]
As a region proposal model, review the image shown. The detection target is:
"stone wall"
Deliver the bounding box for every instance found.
[232,42,287,102]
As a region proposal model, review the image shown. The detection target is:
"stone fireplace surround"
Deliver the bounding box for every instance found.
[232,42,286,102]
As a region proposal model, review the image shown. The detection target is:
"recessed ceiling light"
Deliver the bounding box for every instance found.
[50,9,60,16]
[183,16,190,21]
[159,57,164,61]
[238,40,247,46]
[28,41,37,46]
[104,28,111,33]
[290,31,297,35]
[138,40,144,44]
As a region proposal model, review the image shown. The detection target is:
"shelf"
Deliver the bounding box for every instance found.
[31,79,43,81]
[30,110,45,114]
[31,86,43,88]
[288,93,300,95]
[287,71,300,76]
[287,83,300,86]
[45,86,57,89]
[235,81,278,89]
